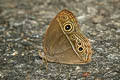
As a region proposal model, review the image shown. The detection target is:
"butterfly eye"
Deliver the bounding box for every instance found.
[62,16,67,20]
[60,15,68,21]
[64,23,73,32]
[65,25,71,30]
[78,47,83,52]
[78,42,81,45]
[70,34,76,40]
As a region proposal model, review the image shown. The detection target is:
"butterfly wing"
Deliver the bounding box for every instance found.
[43,9,92,64]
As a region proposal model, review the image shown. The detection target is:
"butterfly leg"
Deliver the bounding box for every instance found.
[38,50,48,69]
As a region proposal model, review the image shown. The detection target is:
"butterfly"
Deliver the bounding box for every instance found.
[39,9,92,64]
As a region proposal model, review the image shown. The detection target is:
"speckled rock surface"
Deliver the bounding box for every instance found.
[0,0,120,80]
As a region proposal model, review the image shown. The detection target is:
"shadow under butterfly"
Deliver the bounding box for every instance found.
[39,9,93,64]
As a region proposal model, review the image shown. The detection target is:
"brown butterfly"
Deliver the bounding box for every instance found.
[39,9,92,64]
